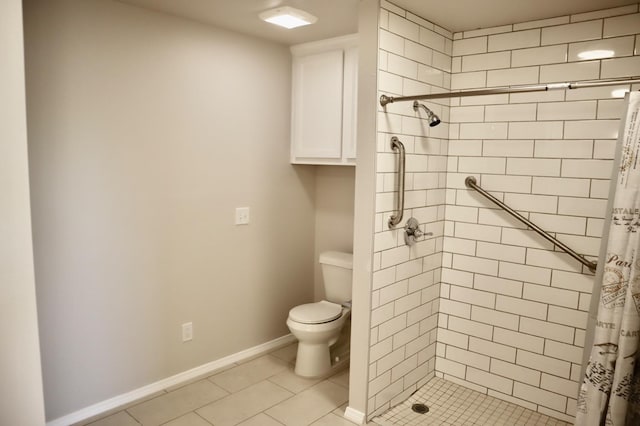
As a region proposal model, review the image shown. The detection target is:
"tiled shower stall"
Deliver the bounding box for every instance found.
[367,0,640,422]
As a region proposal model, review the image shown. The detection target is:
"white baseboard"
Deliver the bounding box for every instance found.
[47,334,296,426]
[344,406,366,424]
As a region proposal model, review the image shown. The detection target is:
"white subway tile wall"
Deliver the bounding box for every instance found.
[370,0,451,418]
[441,4,639,424]
[372,1,640,423]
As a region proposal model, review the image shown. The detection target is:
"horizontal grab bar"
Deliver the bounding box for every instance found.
[465,176,597,273]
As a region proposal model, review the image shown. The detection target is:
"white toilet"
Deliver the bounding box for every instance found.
[287,251,353,378]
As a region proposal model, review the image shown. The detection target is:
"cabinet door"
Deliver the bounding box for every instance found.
[342,46,358,160]
[291,49,344,159]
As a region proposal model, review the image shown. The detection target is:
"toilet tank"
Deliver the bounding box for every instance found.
[319,251,353,303]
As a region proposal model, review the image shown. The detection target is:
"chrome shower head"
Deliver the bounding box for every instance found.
[413,101,441,127]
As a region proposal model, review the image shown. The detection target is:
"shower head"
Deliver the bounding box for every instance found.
[413,101,441,127]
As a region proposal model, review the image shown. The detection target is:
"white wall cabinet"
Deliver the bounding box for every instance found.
[290,34,358,165]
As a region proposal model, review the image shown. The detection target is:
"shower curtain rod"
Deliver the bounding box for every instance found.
[379,76,640,106]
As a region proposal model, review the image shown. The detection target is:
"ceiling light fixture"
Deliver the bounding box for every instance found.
[259,6,318,29]
[612,88,629,98]
[577,49,615,60]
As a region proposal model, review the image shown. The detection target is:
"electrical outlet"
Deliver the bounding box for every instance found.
[182,322,193,342]
[235,207,250,225]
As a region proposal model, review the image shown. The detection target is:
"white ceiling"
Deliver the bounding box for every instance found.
[119,0,638,45]
[396,0,639,33]
[118,0,359,45]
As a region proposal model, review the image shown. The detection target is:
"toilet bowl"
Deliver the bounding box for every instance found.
[287,251,353,378]
[287,303,351,377]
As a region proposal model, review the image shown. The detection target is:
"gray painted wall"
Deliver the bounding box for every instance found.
[24,0,318,419]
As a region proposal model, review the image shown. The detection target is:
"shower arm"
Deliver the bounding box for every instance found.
[380,76,640,106]
[413,101,441,127]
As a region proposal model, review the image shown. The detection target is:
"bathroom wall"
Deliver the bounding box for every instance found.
[24,0,317,420]
[368,0,451,416]
[314,166,355,300]
[0,1,46,424]
[440,4,640,422]
[348,0,380,419]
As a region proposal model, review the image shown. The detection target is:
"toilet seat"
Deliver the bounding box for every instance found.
[289,300,342,324]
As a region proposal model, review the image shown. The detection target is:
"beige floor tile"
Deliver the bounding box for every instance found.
[311,412,359,425]
[165,363,238,392]
[75,391,166,426]
[333,403,349,416]
[161,412,212,426]
[268,365,322,393]
[236,413,285,426]
[269,343,298,364]
[328,368,350,388]
[265,380,349,426]
[196,380,293,426]
[127,380,228,425]
[209,355,289,393]
[85,411,140,426]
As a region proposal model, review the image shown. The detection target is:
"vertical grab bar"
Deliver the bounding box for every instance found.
[388,136,405,228]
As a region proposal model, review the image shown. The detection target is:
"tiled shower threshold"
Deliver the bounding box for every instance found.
[371,377,572,426]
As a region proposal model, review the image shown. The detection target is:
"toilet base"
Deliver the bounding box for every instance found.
[287,309,351,378]
[294,342,332,378]
[294,325,351,379]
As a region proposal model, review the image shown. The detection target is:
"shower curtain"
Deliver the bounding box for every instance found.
[576,91,640,426]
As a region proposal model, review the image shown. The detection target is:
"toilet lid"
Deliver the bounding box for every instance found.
[289,301,342,324]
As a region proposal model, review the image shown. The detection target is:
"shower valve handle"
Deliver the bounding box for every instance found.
[404,217,433,246]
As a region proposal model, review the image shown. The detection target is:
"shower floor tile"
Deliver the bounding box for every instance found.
[371,377,572,426]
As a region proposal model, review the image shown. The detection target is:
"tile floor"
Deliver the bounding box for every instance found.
[76,343,574,426]
[77,343,354,426]
[371,377,572,426]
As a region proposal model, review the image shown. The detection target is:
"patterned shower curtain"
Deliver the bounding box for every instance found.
[576,91,640,426]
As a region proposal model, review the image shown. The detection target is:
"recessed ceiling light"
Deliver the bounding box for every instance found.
[577,49,615,60]
[259,6,317,29]
[612,88,629,98]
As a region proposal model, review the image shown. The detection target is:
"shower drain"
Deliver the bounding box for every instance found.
[411,403,429,414]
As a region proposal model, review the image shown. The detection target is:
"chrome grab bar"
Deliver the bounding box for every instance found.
[388,136,405,228]
[465,176,597,273]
